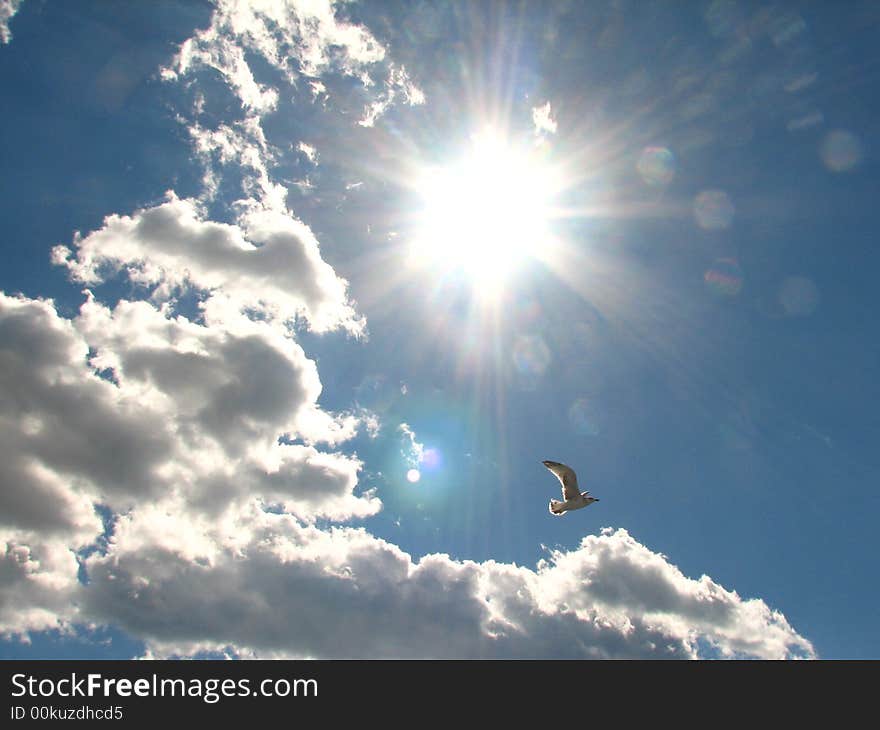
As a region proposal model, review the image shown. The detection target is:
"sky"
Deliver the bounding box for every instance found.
[0,0,878,660]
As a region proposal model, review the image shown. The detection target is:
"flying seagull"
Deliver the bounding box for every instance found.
[543,460,599,516]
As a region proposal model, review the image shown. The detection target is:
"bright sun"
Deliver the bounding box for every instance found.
[411,131,560,291]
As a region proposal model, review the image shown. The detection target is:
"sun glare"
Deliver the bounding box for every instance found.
[411,131,560,291]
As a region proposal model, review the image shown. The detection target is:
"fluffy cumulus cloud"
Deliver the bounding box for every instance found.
[0,278,377,630]
[77,518,813,659]
[53,194,364,335]
[0,0,815,658]
[0,541,81,637]
[0,281,815,656]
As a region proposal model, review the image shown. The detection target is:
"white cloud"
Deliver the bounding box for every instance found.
[1,288,373,512]
[0,289,814,657]
[75,292,375,519]
[0,0,24,45]
[53,193,364,335]
[167,0,389,88]
[0,283,379,638]
[185,116,288,210]
[162,0,424,207]
[534,528,813,659]
[532,101,558,138]
[78,517,814,659]
[398,422,424,467]
[163,21,279,114]
[297,142,318,165]
[75,295,319,454]
[0,294,165,540]
[0,0,815,660]
[361,411,381,438]
[0,540,81,637]
[358,65,425,127]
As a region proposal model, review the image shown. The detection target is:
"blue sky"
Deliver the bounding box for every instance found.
[1,0,877,659]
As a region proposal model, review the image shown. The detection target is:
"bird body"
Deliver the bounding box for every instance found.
[543,460,599,516]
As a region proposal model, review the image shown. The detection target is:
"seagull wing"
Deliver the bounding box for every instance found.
[543,460,581,501]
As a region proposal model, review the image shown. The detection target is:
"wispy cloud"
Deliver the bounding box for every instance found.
[162,0,422,207]
[398,422,424,467]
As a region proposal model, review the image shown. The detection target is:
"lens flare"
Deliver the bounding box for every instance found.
[511,295,543,328]
[779,276,819,316]
[406,469,421,483]
[694,190,734,230]
[821,130,863,172]
[637,146,676,186]
[512,334,552,377]
[568,398,601,436]
[420,447,442,470]
[704,258,743,296]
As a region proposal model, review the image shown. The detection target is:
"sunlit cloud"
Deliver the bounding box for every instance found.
[532,101,557,138]
[399,423,425,468]
[360,411,381,439]
[359,65,426,127]
[0,0,832,661]
[74,519,814,659]
[53,193,365,335]
[0,0,24,45]
[161,0,390,108]
[297,142,318,165]
[161,0,424,214]
[397,424,445,484]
